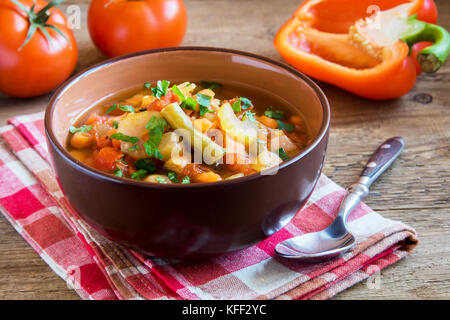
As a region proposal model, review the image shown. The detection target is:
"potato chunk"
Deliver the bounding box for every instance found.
[251,149,282,172]
[163,156,191,174]
[117,111,161,159]
[159,132,182,161]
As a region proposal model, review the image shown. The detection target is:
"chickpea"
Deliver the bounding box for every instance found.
[71,132,94,149]
[289,115,304,126]
[144,174,172,184]
[194,171,222,183]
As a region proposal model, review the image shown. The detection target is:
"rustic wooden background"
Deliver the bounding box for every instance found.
[0,0,449,299]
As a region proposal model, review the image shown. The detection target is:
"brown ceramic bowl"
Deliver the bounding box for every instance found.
[45,47,330,259]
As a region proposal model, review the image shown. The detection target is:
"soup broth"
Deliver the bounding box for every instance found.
[67,80,312,184]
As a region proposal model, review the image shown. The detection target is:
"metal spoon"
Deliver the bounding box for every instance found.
[275,137,405,262]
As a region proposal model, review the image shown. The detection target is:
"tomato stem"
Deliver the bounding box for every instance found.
[9,0,70,51]
[401,16,450,73]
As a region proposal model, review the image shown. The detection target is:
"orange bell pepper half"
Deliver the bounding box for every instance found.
[274,0,449,100]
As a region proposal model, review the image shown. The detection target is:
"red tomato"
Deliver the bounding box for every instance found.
[417,0,438,24]
[0,0,78,98]
[88,0,187,58]
[411,41,433,75]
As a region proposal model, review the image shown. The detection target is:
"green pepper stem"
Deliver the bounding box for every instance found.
[401,16,450,73]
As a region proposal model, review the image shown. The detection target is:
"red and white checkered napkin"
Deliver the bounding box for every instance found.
[0,111,418,300]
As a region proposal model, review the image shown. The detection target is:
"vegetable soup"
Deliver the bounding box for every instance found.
[67,80,312,184]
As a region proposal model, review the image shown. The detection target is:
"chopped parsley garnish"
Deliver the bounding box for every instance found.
[144,116,167,160]
[239,97,252,110]
[134,158,156,173]
[276,120,295,132]
[128,145,140,152]
[199,105,212,116]
[129,159,156,180]
[231,97,252,113]
[115,157,128,165]
[106,104,135,114]
[201,81,222,90]
[232,100,242,113]
[114,168,124,177]
[278,148,290,161]
[167,171,179,183]
[183,97,197,110]
[110,133,139,144]
[264,106,285,120]
[144,82,151,89]
[156,177,168,184]
[181,176,190,184]
[131,169,148,180]
[196,93,214,116]
[171,85,199,111]
[69,125,92,134]
[151,80,170,99]
[171,85,185,102]
[244,111,256,122]
[112,121,119,129]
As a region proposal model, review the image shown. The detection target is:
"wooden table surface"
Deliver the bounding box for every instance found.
[0,0,449,300]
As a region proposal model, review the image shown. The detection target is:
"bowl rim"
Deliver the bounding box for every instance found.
[45,46,330,189]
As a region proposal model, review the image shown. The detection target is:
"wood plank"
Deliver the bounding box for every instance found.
[0,0,448,300]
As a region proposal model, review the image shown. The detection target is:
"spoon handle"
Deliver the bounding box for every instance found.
[360,137,405,187]
[338,137,405,223]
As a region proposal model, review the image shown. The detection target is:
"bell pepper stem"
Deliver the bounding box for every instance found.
[401,16,450,73]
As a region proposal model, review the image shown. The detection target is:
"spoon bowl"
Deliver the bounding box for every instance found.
[275,137,405,262]
[275,222,356,262]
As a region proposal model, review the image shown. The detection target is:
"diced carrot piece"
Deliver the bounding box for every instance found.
[258,115,278,129]
[193,118,213,133]
[141,95,157,108]
[94,147,123,173]
[125,94,144,107]
[209,119,219,130]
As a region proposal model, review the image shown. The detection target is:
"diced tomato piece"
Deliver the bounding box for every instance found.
[147,99,169,111]
[94,147,123,172]
[95,135,112,149]
[164,89,179,104]
[147,90,180,111]
[111,139,121,150]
